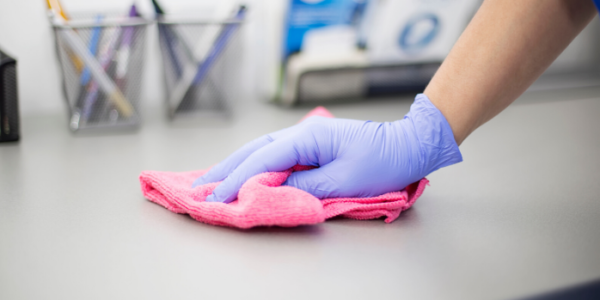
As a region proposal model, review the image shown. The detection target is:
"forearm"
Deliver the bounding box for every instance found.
[424,0,597,145]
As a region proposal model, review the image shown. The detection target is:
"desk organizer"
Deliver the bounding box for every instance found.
[156,6,246,119]
[0,48,19,142]
[50,12,149,132]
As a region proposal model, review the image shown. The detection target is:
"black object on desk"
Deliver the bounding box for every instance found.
[0,47,19,142]
[523,279,600,300]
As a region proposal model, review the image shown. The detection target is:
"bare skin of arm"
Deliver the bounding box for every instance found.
[424,0,597,145]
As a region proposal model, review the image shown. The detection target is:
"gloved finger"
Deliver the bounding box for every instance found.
[192,136,271,187]
[192,128,291,187]
[298,115,324,124]
[205,138,300,203]
[283,163,343,199]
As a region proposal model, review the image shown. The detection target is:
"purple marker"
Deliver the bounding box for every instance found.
[116,4,140,83]
[82,4,139,122]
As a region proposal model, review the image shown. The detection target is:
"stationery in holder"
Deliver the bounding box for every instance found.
[152,0,183,78]
[83,5,142,124]
[48,1,149,132]
[154,1,246,119]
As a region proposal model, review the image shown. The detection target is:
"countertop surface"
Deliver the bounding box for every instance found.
[1,86,600,300]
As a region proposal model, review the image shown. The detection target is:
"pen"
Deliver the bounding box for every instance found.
[96,4,141,122]
[117,4,139,80]
[192,6,245,86]
[152,0,183,77]
[46,0,68,19]
[81,25,122,121]
[80,15,104,86]
[56,24,133,117]
[170,5,246,113]
[46,0,83,73]
[116,4,140,84]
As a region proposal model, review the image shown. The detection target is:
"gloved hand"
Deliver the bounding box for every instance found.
[192,94,462,203]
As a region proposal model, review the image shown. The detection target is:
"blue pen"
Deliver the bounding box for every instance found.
[81,25,120,121]
[169,5,246,113]
[192,6,246,86]
[165,5,245,113]
[152,0,182,77]
[80,15,103,85]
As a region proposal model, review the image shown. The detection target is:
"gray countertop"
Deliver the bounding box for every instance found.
[1,86,600,300]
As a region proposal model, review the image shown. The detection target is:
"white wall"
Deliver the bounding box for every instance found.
[0,0,598,115]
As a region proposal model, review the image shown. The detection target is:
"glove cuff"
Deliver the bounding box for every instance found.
[404,94,463,175]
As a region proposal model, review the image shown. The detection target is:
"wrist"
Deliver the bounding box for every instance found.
[424,82,475,146]
[403,94,463,176]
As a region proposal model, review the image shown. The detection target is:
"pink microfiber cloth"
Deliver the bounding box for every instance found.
[140,107,429,229]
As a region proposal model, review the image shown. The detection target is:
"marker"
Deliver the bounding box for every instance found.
[81,24,122,121]
[80,15,104,85]
[46,0,84,73]
[98,4,142,121]
[57,24,133,117]
[152,0,183,77]
[171,6,246,114]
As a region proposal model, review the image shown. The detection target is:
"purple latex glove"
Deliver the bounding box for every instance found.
[192,94,462,203]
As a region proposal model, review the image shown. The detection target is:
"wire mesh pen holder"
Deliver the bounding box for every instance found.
[51,15,149,132]
[156,12,245,119]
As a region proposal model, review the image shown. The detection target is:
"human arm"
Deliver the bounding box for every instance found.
[425,0,597,145]
[192,0,598,203]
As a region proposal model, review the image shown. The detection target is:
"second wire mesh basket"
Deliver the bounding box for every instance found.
[50,7,149,132]
[156,5,246,119]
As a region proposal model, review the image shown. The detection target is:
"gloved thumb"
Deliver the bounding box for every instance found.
[283,164,343,199]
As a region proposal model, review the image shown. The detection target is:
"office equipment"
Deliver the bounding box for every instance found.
[282,61,440,105]
[152,0,183,78]
[0,48,19,142]
[174,6,245,114]
[115,5,140,89]
[155,3,245,119]
[46,0,83,73]
[73,14,104,114]
[190,7,245,86]
[57,26,132,117]
[82,5,140,123]
[81,23,121,122]
[49,7,149,132]
[155,0,233,112]
[283,0,361,60]
[46,0,68,20]
[275,0,478,104]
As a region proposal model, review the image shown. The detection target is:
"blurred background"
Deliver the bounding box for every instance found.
[1,2,600,299]
[0,0,598,116]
